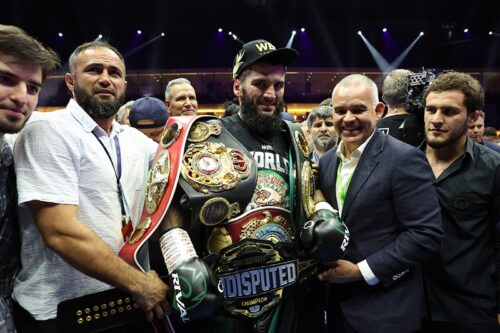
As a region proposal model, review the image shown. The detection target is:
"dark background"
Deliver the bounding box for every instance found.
[1,0,499,70]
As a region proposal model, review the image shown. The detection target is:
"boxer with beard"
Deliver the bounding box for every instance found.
[167,38,349,333]
[238,88,285,136]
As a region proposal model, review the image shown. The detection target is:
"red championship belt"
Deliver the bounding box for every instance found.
[118,115,218,333]
[119,115,216,268]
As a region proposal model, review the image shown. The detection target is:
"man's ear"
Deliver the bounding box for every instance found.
[164,100,171,109]
[374,102,385,120]
[233,79,242,98]
[64,73,75,93]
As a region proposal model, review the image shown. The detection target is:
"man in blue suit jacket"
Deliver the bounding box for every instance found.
[317,74,443,333]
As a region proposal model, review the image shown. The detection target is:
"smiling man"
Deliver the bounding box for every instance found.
[318,74,443,333]
[164,78,198,116]
[422,71,500,333]
[0,24,60,333]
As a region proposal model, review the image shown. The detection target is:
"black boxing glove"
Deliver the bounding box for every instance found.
[300,202,350,262]
[159,228,223,323]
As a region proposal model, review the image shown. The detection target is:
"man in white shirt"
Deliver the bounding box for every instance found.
[13,40,169,332]
[0,24,60,333]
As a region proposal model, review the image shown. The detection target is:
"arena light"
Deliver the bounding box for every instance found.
[286,30,298,48]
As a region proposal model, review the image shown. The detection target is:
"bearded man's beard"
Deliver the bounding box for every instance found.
[314,136,337,151]
[239,90,284,136]
[74,83,125,119]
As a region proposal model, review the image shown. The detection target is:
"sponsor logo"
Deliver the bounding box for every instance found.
[341,234,349,252]
[172,273,189,322]
[255,42,276,53]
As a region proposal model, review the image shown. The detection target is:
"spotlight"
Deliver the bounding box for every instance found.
[357,31,362,35]
[228,31,232,36]
[300,28,305,32]
[58,32,63,37]
[137,30,142,35]
[292,30,297,35]
[218,28,223,32]
[98,34,103,39]
[382,28,387,32]
[232,34,238,40]
[161,32,165,37]
[420,31,424,36]
[489,31,493,35]
[464,28,469,33]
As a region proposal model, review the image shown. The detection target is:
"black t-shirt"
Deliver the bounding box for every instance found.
[220,114,291,210]
[376,114,409,141]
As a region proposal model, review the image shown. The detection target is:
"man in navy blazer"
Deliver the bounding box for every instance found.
[317,74,443,333]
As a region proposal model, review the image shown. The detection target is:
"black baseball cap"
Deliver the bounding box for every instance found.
[232,39,298,79]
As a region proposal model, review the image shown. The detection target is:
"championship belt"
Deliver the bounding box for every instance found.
[207,207,317,320]
[283,121,316,228]
[215,238,298,319]
[207,207,293,254]
[178,119,257,228]
[116,116,222,333]
[119,116,207,269]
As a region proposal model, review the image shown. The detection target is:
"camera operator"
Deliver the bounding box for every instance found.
[377,68,435,147]
[377,69,413,142]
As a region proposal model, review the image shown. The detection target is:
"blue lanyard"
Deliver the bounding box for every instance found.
[113,135,122,179]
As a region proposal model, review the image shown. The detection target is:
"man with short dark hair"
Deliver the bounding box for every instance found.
[0,24,60,333]
[422,71,500,332]
[468,110,500,153]
[13,40,168,332]
[307,105,337,162]
[484,126,499,144]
